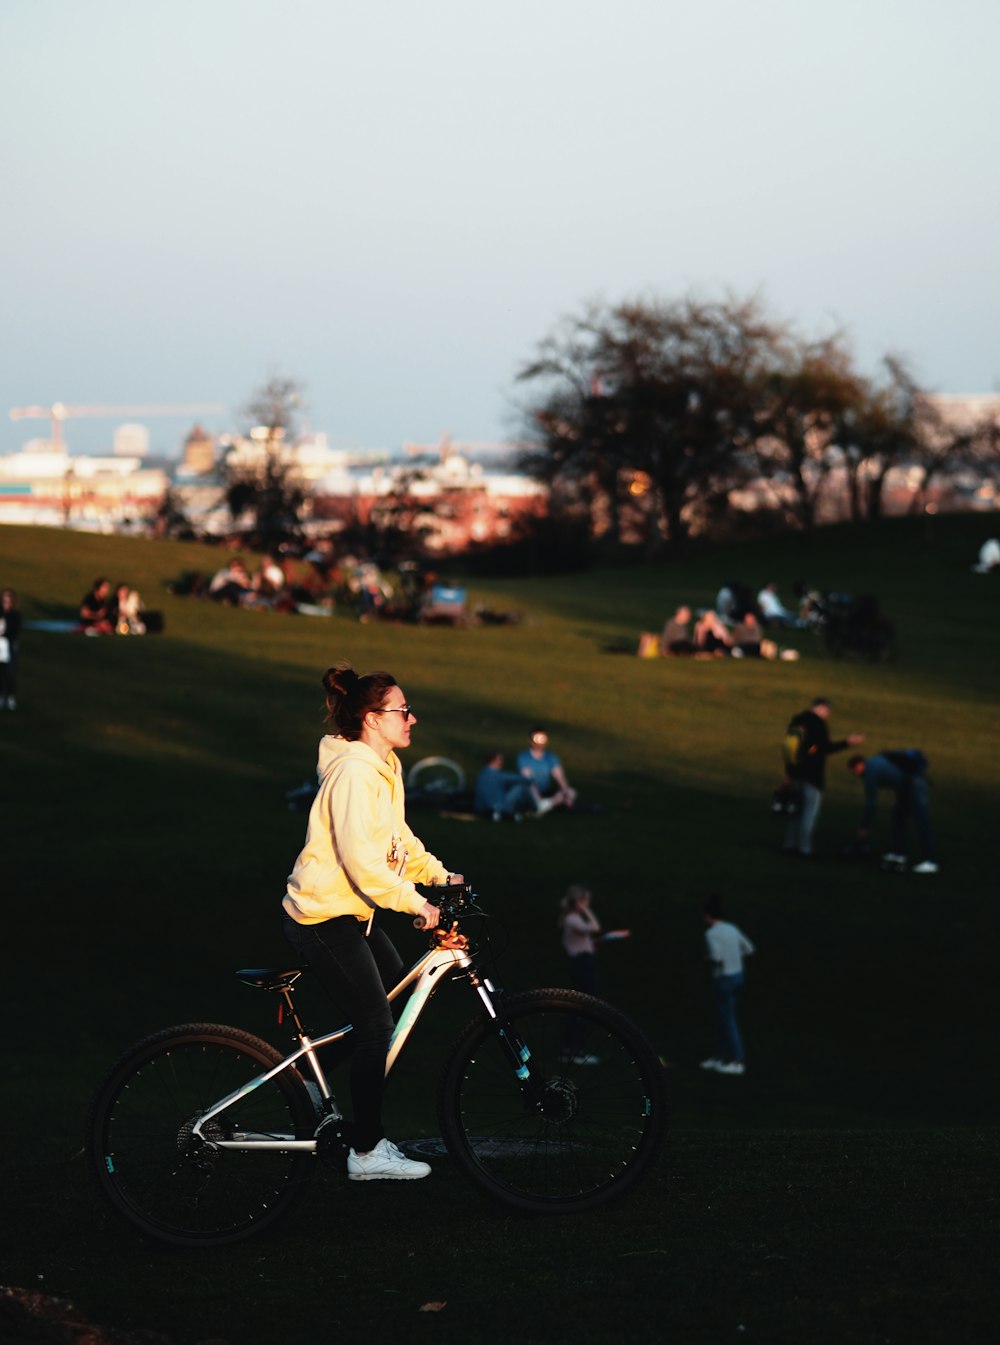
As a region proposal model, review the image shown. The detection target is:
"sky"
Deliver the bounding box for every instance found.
[2,0,999,459]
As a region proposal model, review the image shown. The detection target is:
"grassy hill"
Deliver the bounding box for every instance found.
[1,515,998,1344]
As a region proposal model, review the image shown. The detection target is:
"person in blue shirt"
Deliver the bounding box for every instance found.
[516,727,578,811]
[848,750,938,873]
[474,750,555,820]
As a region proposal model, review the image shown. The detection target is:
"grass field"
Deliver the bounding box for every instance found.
[1,515,999,1344]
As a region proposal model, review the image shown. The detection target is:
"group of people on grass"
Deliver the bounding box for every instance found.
[206,555,294,610]
[172,545,460,626]
[657,579,802,661]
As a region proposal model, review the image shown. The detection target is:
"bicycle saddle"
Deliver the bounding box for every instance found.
[235,967,307,992]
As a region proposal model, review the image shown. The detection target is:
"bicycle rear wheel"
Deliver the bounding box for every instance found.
[439,989,666,1214]
[87,1023,315,1247]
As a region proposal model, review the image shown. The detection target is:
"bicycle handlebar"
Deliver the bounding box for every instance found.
[412,882,478,930]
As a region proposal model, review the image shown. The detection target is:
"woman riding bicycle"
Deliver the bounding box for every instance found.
[282,663,464,1182]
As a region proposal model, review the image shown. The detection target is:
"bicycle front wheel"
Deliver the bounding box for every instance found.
[439,990,666,1214]
[87,1023,316,1247]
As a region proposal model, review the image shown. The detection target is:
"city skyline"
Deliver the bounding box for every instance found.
[3,0,999,460]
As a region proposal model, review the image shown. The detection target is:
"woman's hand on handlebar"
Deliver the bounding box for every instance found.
[446,873,465,886]
[414,900,441,931]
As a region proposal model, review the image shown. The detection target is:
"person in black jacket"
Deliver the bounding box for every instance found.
[0,588,21,709]
[782,697,864,857]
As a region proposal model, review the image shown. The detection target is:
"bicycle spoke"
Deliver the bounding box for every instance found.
[88,1025,314,1247]
[440,991,665,1213]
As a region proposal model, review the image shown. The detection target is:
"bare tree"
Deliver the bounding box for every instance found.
[225,375,308,546]
[907,388,1000,513]
[749,336,868,529]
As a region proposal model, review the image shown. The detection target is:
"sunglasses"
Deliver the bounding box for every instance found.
[374,704,415,720]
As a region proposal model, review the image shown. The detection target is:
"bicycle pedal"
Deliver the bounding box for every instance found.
[315,1114,355,1167]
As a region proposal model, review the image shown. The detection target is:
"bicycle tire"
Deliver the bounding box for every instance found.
[87,1023,316,1248]
[438,989,666,1214]
[406,756,466,794]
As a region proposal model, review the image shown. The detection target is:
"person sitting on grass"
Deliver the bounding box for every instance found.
[108,582,146,635]
[517,726,578,811]
[693,609,732,657]
[208,558,254,606]
[79,577,114,634]
[730,611,763,657]
[757,582,802,628]
[661,605,696,656]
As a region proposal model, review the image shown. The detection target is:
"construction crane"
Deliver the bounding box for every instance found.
[9,402,226,450]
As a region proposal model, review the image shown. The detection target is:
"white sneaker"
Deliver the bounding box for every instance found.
[912,861,939,875]
[347,1137,431,1181]
[716,1061,746,1075]
[881,853,906,865]
[5,697,14,710]
[699,1058,722,1071]
[535,797,558,816]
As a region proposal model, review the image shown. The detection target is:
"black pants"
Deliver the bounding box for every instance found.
[565,952,599,1054]
[0,649,17,698]
[282,913,402,1152]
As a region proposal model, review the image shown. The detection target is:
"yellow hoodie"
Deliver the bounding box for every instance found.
[283,736,450,924]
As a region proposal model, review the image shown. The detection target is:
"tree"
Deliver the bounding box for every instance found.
[517,295,785,551]
[907,388,1000,514]
[832,358,918,522]
[224,375,308,546]
[367,466,437,563]
[749,336,871,529]
[520,293,998,543]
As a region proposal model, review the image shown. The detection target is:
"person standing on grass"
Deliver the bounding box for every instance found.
[0,588,22,710]
[557,885,630,1065]
[782,697,864,858]
[282,662,464,1181]
[700,894,754,1076]
[558,885,603,999]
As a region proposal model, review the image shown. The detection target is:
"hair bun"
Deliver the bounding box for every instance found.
[323,663,359,697]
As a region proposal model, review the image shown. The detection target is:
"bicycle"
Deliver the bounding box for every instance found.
[87,885,667,1247]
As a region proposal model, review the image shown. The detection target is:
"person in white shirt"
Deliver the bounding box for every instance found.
[700,894,755,1076]
[757,582,801,628]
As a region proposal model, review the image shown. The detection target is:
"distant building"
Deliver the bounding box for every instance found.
[0,445,168,530]
[181,423,217,476]
[113,423,150,458]
[311,439,547,553]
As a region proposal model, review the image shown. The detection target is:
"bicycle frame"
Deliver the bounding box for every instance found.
[191,939,497,1153]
